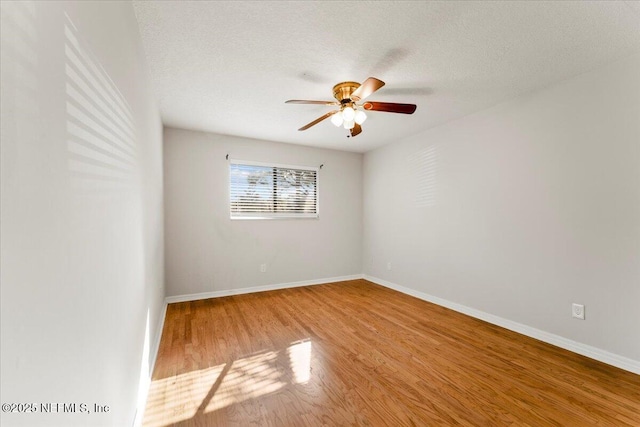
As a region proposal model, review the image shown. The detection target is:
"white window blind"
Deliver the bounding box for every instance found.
[229,160,319,219]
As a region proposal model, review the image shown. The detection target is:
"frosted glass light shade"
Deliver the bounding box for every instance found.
[343,119,355,129]
[342,106,355,121]
[354,110,367,125]
[331,112,343,127]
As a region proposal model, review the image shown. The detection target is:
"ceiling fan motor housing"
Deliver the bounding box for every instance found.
[333,81,360,103]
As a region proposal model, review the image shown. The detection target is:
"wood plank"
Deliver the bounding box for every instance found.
[143,279,640,426]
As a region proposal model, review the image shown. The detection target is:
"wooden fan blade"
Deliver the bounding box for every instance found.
[350,77,385,102]
[298,111,338,131]
[362,101,417,114]
[286,100,339,105]
[350,123,362,137]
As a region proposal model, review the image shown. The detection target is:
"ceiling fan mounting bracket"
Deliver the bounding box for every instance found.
[332,81,360,103]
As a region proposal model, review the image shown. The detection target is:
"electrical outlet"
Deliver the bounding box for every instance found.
[260,263,267,273]
[572,303,585,320]
[387,262,392,271]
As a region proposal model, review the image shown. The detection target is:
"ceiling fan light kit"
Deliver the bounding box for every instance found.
[331,106,366,130]
[286,77,417,137]
[342,106,355,121]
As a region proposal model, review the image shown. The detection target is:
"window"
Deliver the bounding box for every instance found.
[229,160,318,219]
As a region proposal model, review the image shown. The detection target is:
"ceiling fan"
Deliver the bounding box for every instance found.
[285,77,417,137]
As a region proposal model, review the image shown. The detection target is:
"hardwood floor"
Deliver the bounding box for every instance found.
[143,279,640,426]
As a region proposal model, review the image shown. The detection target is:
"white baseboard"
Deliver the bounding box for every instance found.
[364,275,640,375]
[133,299,168,427]
[165,274,365,304]
[150,301,168,375]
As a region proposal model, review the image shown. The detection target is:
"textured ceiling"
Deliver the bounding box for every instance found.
[133,1,640,153]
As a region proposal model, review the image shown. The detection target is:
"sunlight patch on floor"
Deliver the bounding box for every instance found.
[143,364,227,426]
[288,339,312,384]
[143,339,312,427]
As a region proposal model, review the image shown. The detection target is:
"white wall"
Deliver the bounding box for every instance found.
[1,2,164,426]
[164,127,362,297]
[363,54,640,364]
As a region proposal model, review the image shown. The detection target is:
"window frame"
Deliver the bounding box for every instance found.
[228,159,320,220]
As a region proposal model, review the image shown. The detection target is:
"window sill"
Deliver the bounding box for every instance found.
[230,214,319,220]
